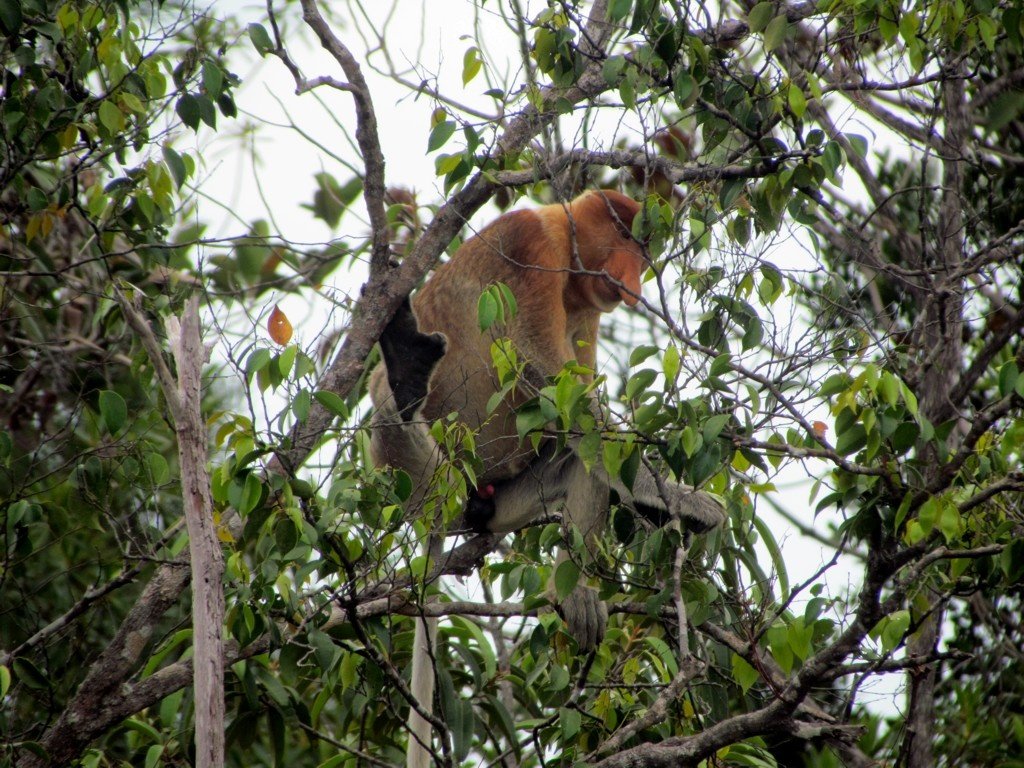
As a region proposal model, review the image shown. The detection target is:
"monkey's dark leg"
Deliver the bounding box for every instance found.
[464,484,497,532]
[626,496,671,528]
[378,298,446,421]
[463,442,572,534]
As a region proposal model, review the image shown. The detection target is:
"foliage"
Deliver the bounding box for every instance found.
[3,0,1024,767]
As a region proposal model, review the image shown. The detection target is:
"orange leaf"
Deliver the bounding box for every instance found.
[267,304,293,345]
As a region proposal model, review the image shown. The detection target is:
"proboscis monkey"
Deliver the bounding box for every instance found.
[368,190,725,768]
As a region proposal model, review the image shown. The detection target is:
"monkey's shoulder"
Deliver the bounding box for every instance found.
[456,207,571,271]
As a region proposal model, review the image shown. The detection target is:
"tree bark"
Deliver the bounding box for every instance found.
[168,297,225,768]
[902,60,968,768]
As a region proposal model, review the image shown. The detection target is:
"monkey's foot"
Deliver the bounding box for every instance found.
[556,584,607,651]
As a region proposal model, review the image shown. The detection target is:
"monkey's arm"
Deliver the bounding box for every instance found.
[369,299,450,513]
[378,298,447,421]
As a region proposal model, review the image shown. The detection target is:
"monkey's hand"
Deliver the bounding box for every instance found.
[556,584,608,651]
[379,298,446,421]
[625,471,727,534]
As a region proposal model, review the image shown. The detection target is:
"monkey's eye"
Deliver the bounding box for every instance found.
[615,217,651,247]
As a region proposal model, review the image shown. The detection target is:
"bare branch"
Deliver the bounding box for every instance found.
[165,297,224,768]
[298,0,391,277]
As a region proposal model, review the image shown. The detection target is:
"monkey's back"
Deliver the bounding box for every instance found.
[413,208,572,481]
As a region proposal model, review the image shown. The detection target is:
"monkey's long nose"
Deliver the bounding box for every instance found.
[618,273,642,306]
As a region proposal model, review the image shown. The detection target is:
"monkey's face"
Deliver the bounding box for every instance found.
[566,190,646,312]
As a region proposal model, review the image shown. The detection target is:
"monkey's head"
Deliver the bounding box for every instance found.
[569,190,647,311]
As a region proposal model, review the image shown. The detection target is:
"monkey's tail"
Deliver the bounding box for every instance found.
[406,530,443,768]
[406,613,437,768]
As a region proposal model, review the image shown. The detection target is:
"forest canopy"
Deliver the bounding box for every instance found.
[2,1,1024,766]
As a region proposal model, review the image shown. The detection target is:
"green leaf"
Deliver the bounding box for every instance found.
[763,15,788,51]
[878,12,898,42]
[680,426,701,457]
[452,699,475,761]
[554,559,580,601]
[752,515,789,596]
[218,93,238,118]
[478,289,498,331]
[427,120,457,152]
[462,47,482,85]
[720,179,746,211]
[834,422,866,456]
[818,373,853,398]
[999,361,1019,398]
[202,61,224,98]
[937,500,962,543]
[26,188,48,212]
[710,352,731,377]
[788,83,807,118]
[314,390,350,419]
[629,345,659,366]
[845,133,869,159]
[292,389,311,422]
[248,23,274,56]
[394,469,413,502]
[620,444,639,490]
[747,2,773,33]
[516,403,548,441]
[898,10,920,43]
[663,345,680,381]
[731,653,759,693]
[703,413,730,441]
[560,706,582,740]
[767,624,793,674]
[496,282,518,319]
[13,657,48,690]
[608,0,633,22]
[339,651,360,689]
[98,390,127,434]
[672,71,697,108]
[196,94,217,128]
[1000,538,1024,582]
[123,718,163,744]
[602,55,627,86]
[98,101,124,133]
[146,452,169,485]
[278,345,298,378]
[625,368,657,400]
[741,318,763,350]
[0,0,23,35]
[820,141,843,182]
[246,348,272,382]
[578,430,601,471]
[0,665,10,698]
[870,610,910,654]
[912,499,934,542]
[787,618,813,661]
[878,371,899,405]
[176,94,201,130]
[239,473,262,515]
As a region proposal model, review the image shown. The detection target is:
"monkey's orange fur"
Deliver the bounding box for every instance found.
[410,190,645,478]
